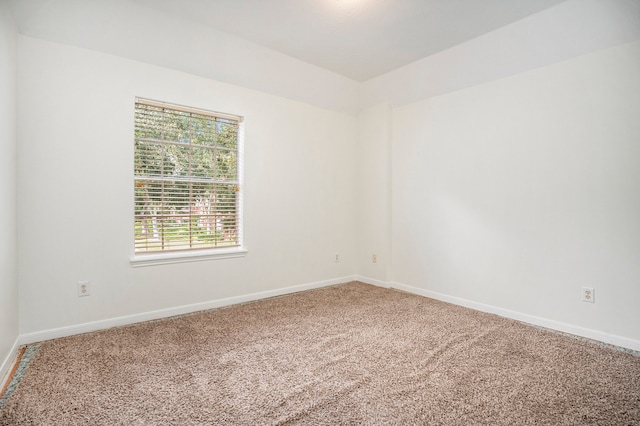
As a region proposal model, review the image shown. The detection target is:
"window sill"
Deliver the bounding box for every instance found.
[130,247,248,267]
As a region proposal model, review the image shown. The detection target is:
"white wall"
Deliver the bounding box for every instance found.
[391,40,640,343]
[17,37,357,335]
[356,103,391,283]
[0,0,20,380]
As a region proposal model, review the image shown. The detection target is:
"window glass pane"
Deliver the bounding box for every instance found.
[135,179,163,212]
[191,215,218,247]
[216,149,237,181]
[135,141,164,177]
[217,121,238,149]
[162,220,190,250]
[163,110,191,144]
[135,106,163,140]
[192,115,217,147]
[162,181,191,214]
[134,177,163,253]
[191,147,215,179]
[163,144,191,177]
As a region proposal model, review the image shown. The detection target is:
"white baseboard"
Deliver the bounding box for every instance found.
[0,337,20,392]
[355,275,640,353]
[355,276,390,288]
[20,275,356,345]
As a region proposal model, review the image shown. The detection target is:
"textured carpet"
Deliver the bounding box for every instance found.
[1,282,639,425]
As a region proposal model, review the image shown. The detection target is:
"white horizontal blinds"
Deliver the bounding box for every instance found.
[134,99,241,253]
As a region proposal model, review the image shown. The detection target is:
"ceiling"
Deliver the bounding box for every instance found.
[11,0,568,82]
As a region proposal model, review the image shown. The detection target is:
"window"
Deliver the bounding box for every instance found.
[133,98,243,259]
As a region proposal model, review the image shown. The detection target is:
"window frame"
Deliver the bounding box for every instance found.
[130,98,246,267]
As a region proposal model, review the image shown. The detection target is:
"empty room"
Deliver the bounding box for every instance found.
[1,0,639,424]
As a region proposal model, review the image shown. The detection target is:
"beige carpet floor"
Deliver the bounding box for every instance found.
[1,282,639,425]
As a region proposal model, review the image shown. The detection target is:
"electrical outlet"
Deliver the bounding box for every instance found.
[78,281,90,297]
[581,287,595,303]
[335,253,340,262]
[372,254,377,263]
